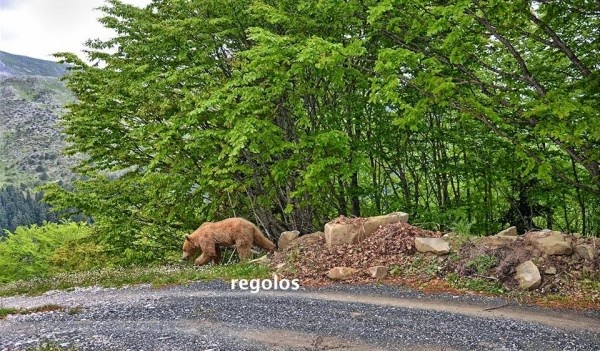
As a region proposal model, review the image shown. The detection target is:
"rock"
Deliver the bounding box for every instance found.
[324,212,409,248]
[544,266,557,275]
[414,237,450,255]
[515,260,542,290]
[497,226,517,236]
[525,231,572,256]
[303,231,324,239]
[249,255,270,265]
[574,244,596,260]
[278,230,300,250]
[367,266,388,279]
[285,232,324,250]
[475,235,518,249]
[327,267,359,280]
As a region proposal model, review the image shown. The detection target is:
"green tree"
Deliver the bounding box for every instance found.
[44,0,598,267]
[368,0,600,233]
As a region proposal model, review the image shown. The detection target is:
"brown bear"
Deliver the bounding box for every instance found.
[182,217,277,266]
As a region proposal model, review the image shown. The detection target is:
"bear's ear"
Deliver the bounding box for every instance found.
[185,234,191,241]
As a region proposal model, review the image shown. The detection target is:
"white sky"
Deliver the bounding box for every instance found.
[0,0,151,62]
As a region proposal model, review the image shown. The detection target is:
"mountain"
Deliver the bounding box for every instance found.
[0,51,68,77]
[0,51,77,189]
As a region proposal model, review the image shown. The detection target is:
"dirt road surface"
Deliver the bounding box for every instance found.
[1,281,599,350]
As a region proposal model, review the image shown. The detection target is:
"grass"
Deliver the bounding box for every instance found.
[25,342,78,351]
[465,254,499,275]
[390,254,441,280]
[0,304,64,319]
[0,262,271,297]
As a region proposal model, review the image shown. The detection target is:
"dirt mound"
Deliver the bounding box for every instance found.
[272,222,442,285]
[448,235,600,293]
[271,219,600,308]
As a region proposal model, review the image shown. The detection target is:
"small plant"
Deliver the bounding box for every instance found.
[451,219,475,237]
[26,341,77,351]
[446,275,505,294]
[0,304,64,319]
[389,255,440,279]
[466,254,499,275]
[0,306,20,319]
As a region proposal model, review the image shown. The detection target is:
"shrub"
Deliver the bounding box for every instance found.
[0,222,96,283]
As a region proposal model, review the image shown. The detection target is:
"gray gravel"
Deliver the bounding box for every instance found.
[1,280,599,350]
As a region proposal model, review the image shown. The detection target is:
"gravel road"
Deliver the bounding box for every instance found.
[1,280,599,350]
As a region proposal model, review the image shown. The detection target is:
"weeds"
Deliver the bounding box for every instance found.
[446,273,505,294]
[0,304,64,319]
[25,341,78,351]
[466,254,499,275]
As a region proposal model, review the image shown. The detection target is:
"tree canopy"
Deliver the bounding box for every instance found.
[44,0,599,263]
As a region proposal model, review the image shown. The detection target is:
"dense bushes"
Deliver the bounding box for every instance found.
[42,0,599,264]
[0,222,108,283]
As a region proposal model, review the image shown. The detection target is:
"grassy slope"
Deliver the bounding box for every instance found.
[0,51,67,77]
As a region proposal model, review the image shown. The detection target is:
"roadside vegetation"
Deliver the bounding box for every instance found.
[0,222,270,296]
[1,0,598,310]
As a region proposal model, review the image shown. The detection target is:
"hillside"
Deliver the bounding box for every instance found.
[0,51,68,77]
[0,51,77,189]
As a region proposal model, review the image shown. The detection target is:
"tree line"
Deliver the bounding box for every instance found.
[0,185,58,235]
[43,0,599,263]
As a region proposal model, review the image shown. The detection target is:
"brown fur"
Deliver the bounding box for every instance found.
[182,217,276,266]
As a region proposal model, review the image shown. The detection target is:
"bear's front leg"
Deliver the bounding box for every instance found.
[194,253,214,266]
[212,246,222,265]
[194,241,217,266]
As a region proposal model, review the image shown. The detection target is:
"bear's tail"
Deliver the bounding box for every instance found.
[253,226,277,252]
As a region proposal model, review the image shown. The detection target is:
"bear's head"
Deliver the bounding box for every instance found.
[181,234,199,261]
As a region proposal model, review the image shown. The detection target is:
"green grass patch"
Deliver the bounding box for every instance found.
[390,254,441,280]
[0,307,20,319]
[446,272,505,294]
[0,262,271,297]
[0,304,64,319]
[465,254,499,275]
[25,342,78,351]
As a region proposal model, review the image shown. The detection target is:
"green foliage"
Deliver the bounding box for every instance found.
[0,185,59,234]
[0,305,64,320]
[390,255,441,279]
[25,343,77,351]
[42,0,599,270]
[0,222,95,283]
[447,274,505,295]
[465,255,499,276]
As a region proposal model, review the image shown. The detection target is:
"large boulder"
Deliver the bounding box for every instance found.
[515,260,542,290]
[497,226,517,236]
[327,267,359,280]
[414,237,450,255]
[525,231,572,256]
[324,212,409,248]
[474,235,518,249]
[278,230,300,250]
[574,244,596,260]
